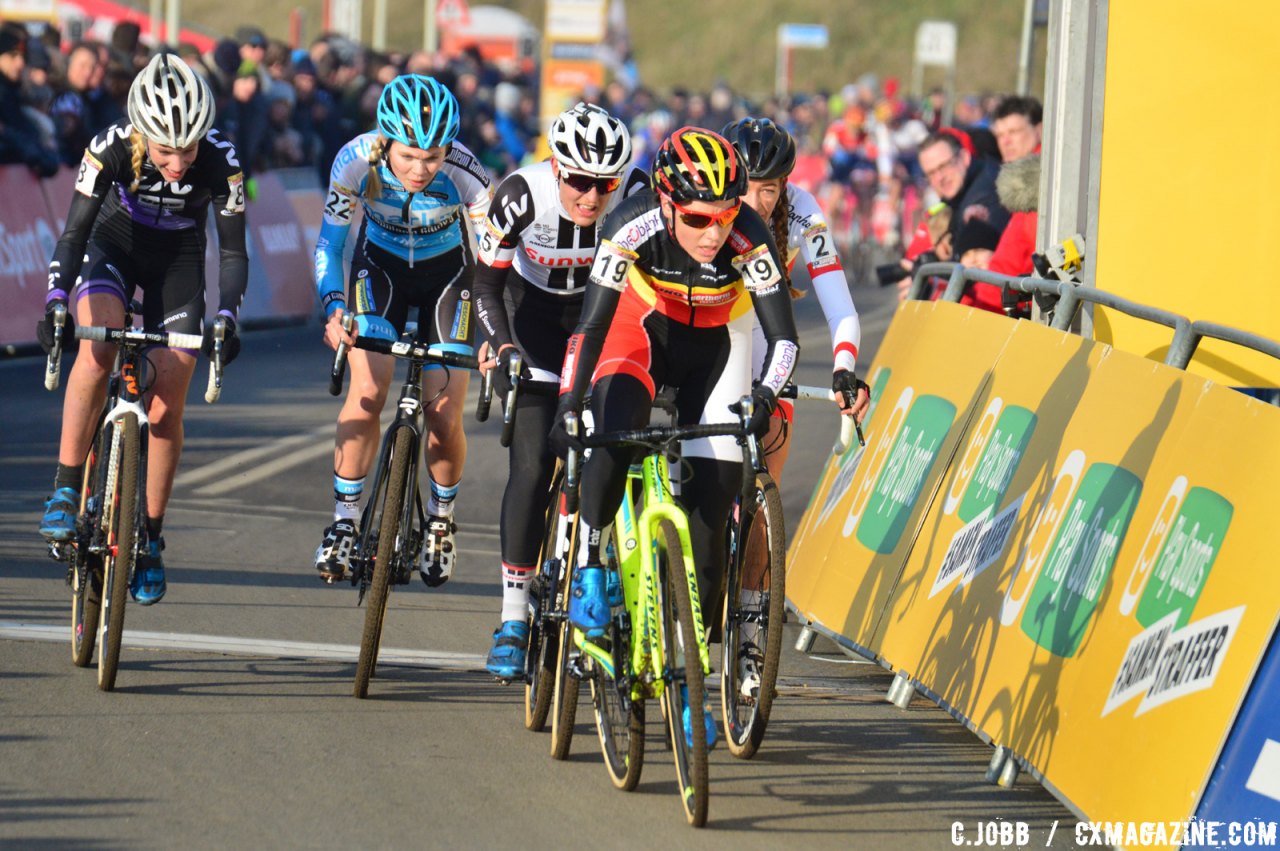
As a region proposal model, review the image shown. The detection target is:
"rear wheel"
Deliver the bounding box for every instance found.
[525,470,568,731]
[659,519,708,827]
[721,472,786,758]
[590,616,645,790]
[98,414,140,692]
[71,441,102,668]
[354,428,412,699]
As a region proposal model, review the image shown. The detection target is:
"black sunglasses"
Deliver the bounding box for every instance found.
[560,171,622,195]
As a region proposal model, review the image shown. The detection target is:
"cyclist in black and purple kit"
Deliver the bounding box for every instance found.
[472,102,647,679]
[36,53,247,605]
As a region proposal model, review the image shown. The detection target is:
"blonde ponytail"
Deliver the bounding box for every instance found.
[128,130,146,193]
[364,135,387,201]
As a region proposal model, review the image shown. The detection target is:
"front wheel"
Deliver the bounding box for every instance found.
[354,427,412,699]
[721,472,786,758]
[659,519,709,827]
[98,414,140,692]
[590,528,645,789]
[525,469,570,731]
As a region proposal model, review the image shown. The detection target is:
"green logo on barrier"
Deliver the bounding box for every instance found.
[1135,487,1233,629]
[958,405,1037,523]
[1021,463,1142,657]
[856,394,956,553]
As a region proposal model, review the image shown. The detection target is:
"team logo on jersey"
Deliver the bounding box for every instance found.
[451,300,471,341]
[225,172,246,215]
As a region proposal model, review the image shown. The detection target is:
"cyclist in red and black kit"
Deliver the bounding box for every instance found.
[548,127,800,745]
[472,102,647,679]
[36,53,247,605]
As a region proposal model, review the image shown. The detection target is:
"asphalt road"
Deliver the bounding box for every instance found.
[0,278,1083,849]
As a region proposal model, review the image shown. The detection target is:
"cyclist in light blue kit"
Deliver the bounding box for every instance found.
[313,74,493,586]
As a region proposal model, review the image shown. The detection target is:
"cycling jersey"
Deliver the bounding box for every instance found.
[46,119,248,328]
[750,183,861,381]
[560,188,799,408]
[314,134,493,317]
[473,160,648,381]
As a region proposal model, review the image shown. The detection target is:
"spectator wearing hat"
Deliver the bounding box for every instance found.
[0,22,59,177]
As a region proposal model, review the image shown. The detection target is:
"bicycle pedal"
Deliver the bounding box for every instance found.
[47,541,70,562]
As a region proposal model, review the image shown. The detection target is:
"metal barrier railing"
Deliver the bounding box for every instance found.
[909,262,1280,371]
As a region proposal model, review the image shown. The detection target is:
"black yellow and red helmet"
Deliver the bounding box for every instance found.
[651,126,747,203]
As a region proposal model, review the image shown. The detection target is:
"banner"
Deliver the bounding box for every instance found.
[786,301,1016,655]
[788,299,1280,826]
[0,166,59,348]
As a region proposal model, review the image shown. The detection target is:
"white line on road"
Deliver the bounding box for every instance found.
[193,442,335,496]
[0,622,486,671]
[174,424,332,489]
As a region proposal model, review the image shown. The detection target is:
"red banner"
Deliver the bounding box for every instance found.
[0,166,60,348]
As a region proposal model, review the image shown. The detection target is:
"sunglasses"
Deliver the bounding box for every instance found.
[560,171,622,195]
[669,197,742,230]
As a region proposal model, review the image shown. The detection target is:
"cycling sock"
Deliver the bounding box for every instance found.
[427,476,458,518]
[576,519,612,568]
[145,515,163,543]
[500,562,533,622]
[333,474,364,521]
[54,462,82,493]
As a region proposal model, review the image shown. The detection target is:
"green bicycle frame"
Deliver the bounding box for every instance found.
[607,451,711,700]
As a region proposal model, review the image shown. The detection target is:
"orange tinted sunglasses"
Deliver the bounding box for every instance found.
[669,196,742,230]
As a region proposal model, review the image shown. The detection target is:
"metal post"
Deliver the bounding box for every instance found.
[1016,0,1036,95]
[424,0,438,53]
[150,0,163,45]
[373,0,387,50]
[774,30,786,99]
[165,0,179,48]
[886,670,913,708]
[985,745,1010,783]
[794,625,816,653]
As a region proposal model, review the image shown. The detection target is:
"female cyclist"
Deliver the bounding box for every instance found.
[313,74,493,587]
[472,102,647,678]
[720,116,871,695]
[548,127,801,745]
[37,53,247,605]
[722,116,870,474]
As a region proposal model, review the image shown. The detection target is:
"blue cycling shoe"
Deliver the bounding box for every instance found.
[130,538,166,606]
[681,685,719,752]
[568,565,609,636]
[605,567,623,608]
[485,620,529,680]
[40,487,79,542]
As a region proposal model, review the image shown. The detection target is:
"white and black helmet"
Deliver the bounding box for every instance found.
[127,53,215,148]
[547,102,632,176]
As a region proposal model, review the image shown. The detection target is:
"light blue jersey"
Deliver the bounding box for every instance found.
[314,133,494,316]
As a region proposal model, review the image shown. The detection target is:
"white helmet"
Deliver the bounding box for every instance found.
[547,102,632,176]
[127,53,215,148]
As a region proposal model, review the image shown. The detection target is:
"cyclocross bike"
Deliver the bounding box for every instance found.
[571,396,766,828]
[328,317,480,699]
[43,304,225,691]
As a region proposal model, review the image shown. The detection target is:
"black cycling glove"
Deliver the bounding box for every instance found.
[36,300,75,355]
[202,317,241,367]
[548,398,584,458]
[745,384,777,438]
[493,345,530,399]
[832,369,870,410]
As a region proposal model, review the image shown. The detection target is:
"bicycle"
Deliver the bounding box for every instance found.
[572,396,763,828]
[327,317,480,699]
[716,382,860,758]
[42,304,225,691]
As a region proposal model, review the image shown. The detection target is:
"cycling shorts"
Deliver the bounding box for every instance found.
[73,236,206,342]
[348,230,474,357]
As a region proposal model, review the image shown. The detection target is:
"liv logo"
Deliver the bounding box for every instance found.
[846,392,956,554]
[1019,462,1142,657]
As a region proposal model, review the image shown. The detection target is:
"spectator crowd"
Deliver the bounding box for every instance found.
[1,16,1042,314]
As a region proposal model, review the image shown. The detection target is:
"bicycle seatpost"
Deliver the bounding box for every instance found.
[44,302,67,391]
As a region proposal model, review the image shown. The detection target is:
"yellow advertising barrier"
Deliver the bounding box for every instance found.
[789,300,1280,827]
[786,300,1015,656]
[1034,383,1280,823]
